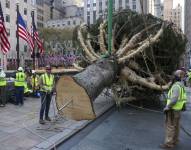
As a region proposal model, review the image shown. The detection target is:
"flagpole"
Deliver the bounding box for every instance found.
[31,11,35,70]
[16,4,20,68]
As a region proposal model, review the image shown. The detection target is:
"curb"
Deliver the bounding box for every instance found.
[30,101,115,150]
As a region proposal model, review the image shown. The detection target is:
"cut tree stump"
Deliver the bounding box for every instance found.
[56,58,118,120]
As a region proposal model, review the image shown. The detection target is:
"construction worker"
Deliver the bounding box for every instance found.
[30,70,40,96]
[14,67,26,105]
[160,70,187,149]
[0,67,7,107]
[39,65,55,124]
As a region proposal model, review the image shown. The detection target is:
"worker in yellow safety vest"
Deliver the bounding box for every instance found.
[14,67,26,106]
[160,70,187,149]
[39,65,55,124]
[31,70,40,90]
[0,67,7,107]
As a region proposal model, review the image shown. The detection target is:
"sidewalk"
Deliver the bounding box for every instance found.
[0,91,114,150]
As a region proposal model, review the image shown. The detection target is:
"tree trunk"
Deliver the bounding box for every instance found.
[56,58,118,120]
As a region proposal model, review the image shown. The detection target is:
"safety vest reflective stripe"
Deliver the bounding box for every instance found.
[188,72,191,79]
[41,74,54,92]
[167,83,187,110]
[0,78,7,86]
[14,72,26,86]
[31,75,39,87]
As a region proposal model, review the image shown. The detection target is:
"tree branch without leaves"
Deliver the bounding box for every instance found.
[118,23,164,63]
[78,24,97,61]
[121,67,171,91]
[117,23,160,57]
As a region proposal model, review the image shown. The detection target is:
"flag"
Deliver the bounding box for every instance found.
[0,2,10,54]
[17,12,34,52]
[31,16,44,54]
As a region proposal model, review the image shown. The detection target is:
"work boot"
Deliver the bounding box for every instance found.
[39,119,45,124]
[45,117,51,121]
[159,144,174,149]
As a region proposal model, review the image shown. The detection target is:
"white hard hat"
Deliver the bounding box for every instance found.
[32,70,36,74]
[18,67,23,71]
[0,70,6,78]
[174,70,184,78]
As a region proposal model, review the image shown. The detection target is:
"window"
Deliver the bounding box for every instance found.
[6,15,10,22]
[24,0,27,3]
[37,22,44,28]
[99,1,102,13]
[119,0,122,8]
[67,21,70,25]
[62,24,65,26]
[6,28,10,36]
[125,0,129,8]
[73,20,76,25]
[87,11,90,15]
[87,16,90,25]
[133,5,136,10]
[24,20,27,26]
[24,8,27,15]
[6,0,10,8]
[24,45,27,52]
[93,3,96,7]
[87,4,90,7]
[105,1,108,6]
[93,11,96,24]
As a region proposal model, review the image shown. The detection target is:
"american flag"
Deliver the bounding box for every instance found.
[0,2,10,54]
[18,12,34,52]
[31,20,44,54]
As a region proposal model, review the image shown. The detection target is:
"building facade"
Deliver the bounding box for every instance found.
[45,0,84,29]
[148,0,162,18]
[46,16,83,28]
[36,0,66,29]
[84,0,148,25]
[163,0,182,29]
[0,0,36,69]
[184,0,191,67]
[36,0,44,28]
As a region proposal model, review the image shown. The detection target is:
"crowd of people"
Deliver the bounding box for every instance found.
[6,53,82,70]
[38,53,81,68]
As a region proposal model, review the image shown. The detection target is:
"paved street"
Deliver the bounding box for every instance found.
[58,107,191,150]
[0,92,114,150]
[58,89,191,150]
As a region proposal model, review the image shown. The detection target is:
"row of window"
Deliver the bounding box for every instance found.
[87,0,130,8]
[5,8,29,24]
[5,9,28,24]
[5,0,28,9]
[88,4,132,16]
[49,20,77,27]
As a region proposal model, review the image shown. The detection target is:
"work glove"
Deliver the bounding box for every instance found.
[163,106,170,113]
